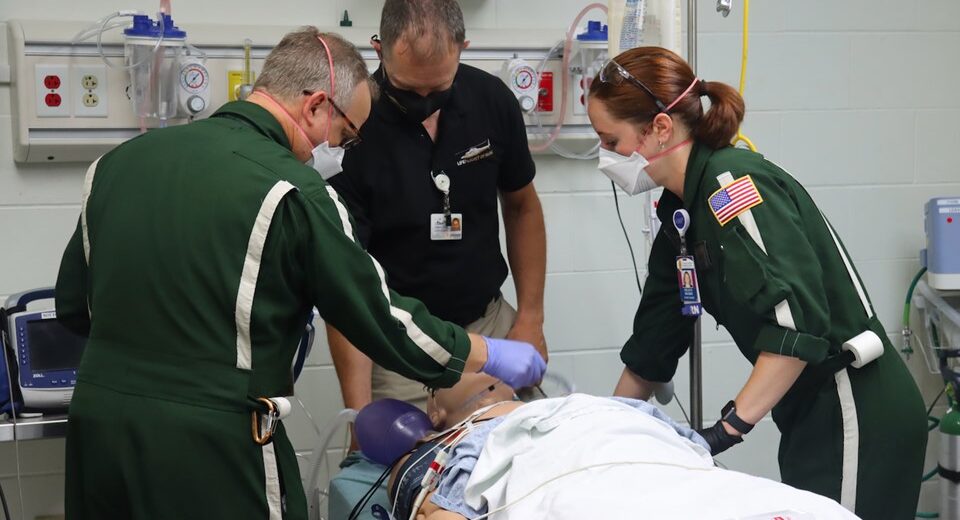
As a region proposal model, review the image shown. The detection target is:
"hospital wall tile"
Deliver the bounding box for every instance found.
[811,185,946,263]
[700,313,736,346]
[739,111,783,160]
[714,419,782,480]
[696,33,744,90]
[779,110,915,188]
[700,343,753,415]
[851,34,960,111]
[306,316,334,368]
[894,330,946,406]
[537,271,648,352]
[0,206,80,296]
[0,118,88,206]
[694,0,786,35]
[329,0,499,31]
[288,365,349,453]
[532,194,577,273]
[0,474,65,520]
[297,447,352,498]
[551,349,623,396]
[917,0,960,32]
[0,438,65,478]
[735,34,851,112]
[0,85,11,119]
[919,480,941,516]
[491,0,605,30]
[648,343,749,425]
[531,155,620,194]
[917,110,960,184]
[904,34,960,111]
[784,0,918,32]
[540,192,647,274]
[855,259,930,335]
[849,34,919,110]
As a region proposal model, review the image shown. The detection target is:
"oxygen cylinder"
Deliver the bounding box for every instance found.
[941,407,960,519]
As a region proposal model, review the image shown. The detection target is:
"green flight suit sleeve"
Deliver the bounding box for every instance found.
[55,219,91,336]
[620,231,697,382]
[713,172,832,364]
[293,185,470,389]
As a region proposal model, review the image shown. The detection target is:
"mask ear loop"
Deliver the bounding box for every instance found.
[316,35,336,143]
[639,77,699,159]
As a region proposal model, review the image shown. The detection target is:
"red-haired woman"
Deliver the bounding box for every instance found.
[589,46,925,520]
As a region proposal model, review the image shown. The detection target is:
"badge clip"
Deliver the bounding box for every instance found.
[673,209,702,316]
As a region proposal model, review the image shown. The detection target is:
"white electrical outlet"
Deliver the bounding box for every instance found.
[35,64,70,117]
[73,64,108,117]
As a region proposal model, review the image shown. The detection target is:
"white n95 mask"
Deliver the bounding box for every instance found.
[308,141,345,180]
[598,147,658,196]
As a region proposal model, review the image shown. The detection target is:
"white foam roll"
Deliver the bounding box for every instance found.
[268,397,293,419]
[842,330,884,369]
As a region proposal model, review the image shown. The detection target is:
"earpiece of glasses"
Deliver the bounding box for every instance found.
[598,60,668,113]
[302,89,362,150]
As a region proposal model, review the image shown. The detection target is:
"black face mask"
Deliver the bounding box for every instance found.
[381,70,454,123]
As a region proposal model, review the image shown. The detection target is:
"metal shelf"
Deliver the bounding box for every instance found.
[0,414,68,442]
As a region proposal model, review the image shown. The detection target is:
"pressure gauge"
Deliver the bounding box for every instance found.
[514,68,535,90]
[502,58,540,114]
[178,61,212,118]
[180,63,209,94]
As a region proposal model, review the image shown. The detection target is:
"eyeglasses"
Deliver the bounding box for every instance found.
[303,90,362,150]
[598,60,668,113]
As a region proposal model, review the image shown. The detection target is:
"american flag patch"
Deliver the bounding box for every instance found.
[708,175,764,226]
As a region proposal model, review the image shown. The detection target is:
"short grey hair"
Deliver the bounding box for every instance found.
[380,0,466,61]
[254,27,377,106]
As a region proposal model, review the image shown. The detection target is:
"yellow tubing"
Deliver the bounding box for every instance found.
[731,0,757,151]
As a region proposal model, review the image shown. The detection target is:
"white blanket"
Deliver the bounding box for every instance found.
[464,394,859,520]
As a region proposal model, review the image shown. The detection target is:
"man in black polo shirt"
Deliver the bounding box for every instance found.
[327,0,547,413]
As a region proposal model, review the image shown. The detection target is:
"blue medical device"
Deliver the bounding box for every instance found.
[3,288,86,409]
[923,197,960,291]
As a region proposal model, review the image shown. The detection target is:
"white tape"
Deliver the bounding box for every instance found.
[842,330,884,369]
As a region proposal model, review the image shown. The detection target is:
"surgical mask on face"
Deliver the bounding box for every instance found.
[249,91,344,179]
[598,138,693,196]
[307,141,345,180]
[598,147,658,196]
[382,72,453,123]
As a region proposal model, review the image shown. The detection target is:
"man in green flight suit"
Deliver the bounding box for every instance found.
[55,28,545,520]
[589,47,926,519]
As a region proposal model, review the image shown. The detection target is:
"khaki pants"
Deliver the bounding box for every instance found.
[371,295,517,409]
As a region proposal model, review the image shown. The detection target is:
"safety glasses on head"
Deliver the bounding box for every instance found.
[599,59,668,113]
[302,89,362,150]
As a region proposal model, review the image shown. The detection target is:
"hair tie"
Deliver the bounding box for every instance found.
[698,79,709,96]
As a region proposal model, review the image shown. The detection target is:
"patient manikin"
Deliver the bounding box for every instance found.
[426,373,523,430]
[389,373,525,520]
[380,378,859,520]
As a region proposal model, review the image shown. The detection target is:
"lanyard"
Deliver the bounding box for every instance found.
[429,135,453,224]
[431,170,452,225]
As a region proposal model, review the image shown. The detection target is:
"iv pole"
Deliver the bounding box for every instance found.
[687,0,703,432]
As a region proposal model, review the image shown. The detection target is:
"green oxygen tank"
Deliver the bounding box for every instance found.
[941,406,960,519]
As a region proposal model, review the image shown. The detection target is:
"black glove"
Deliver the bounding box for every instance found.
[697,420,743,456]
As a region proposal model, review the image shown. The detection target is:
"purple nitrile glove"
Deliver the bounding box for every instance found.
[479,337,547,389]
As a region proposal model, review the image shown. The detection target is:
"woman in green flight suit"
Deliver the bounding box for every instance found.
[586,46,926,520]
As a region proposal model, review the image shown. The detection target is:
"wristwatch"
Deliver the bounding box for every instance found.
[720,400,755,435]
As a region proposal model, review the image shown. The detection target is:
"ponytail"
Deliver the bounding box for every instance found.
[693,80,745,149]
[589,47,746,150]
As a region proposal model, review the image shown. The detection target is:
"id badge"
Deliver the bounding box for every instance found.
[430,213,463,241]
[676,255,702,316]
